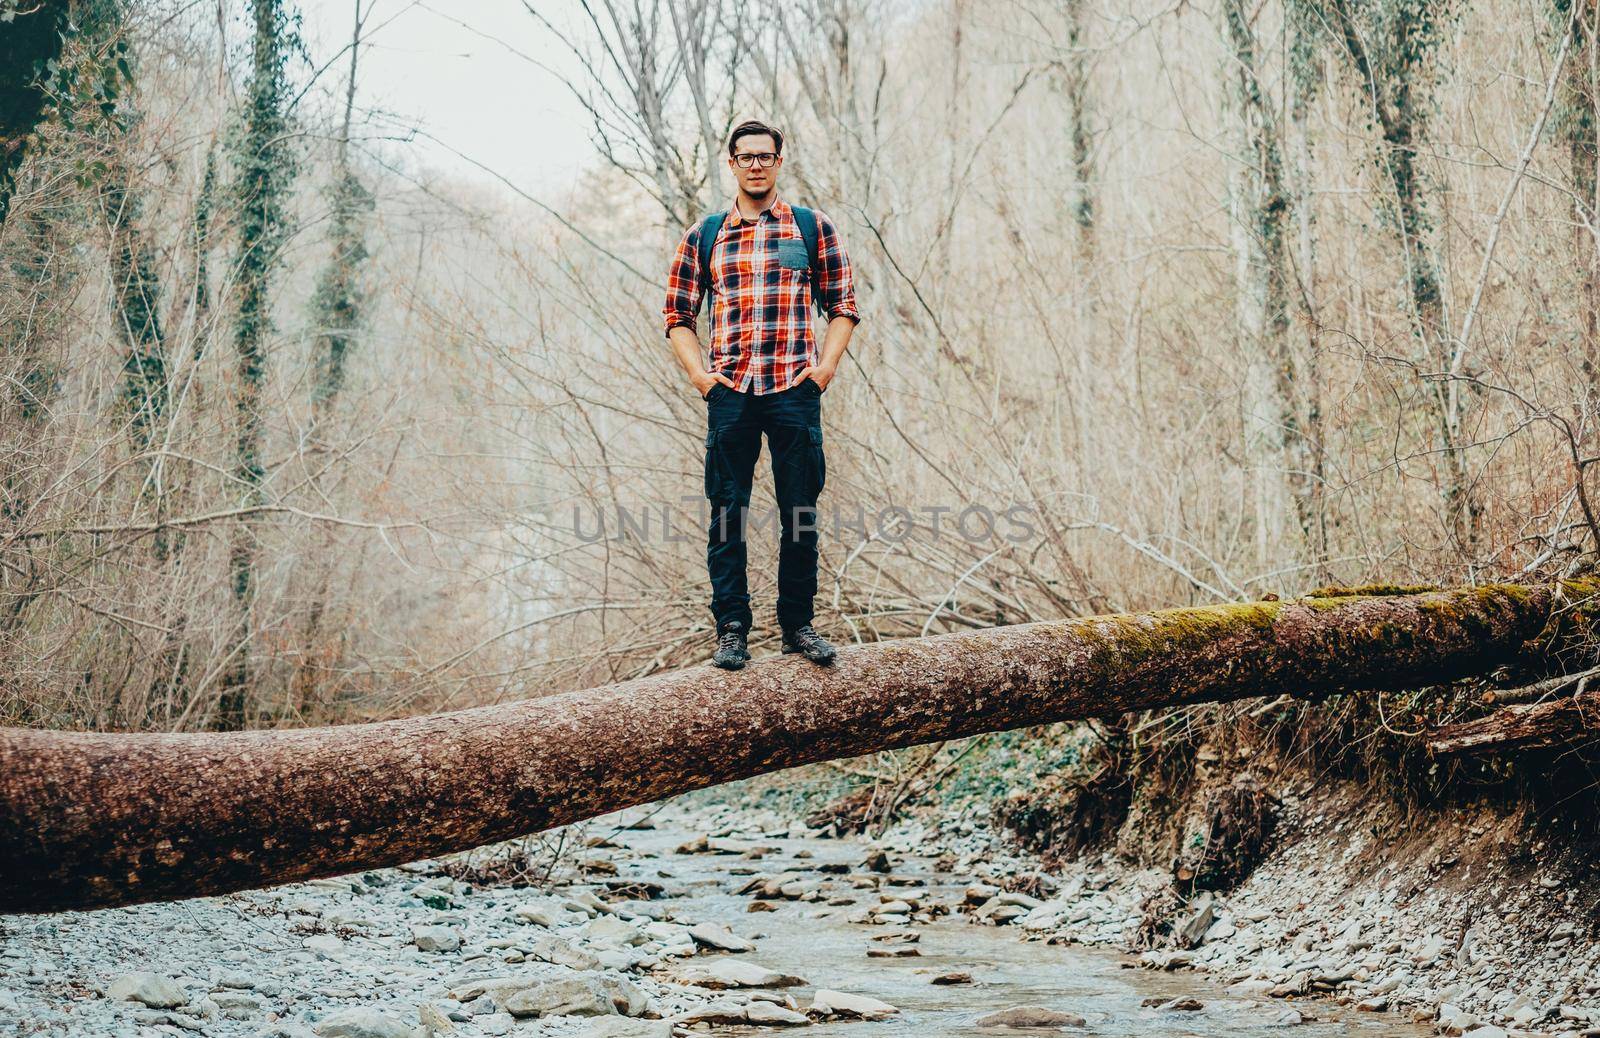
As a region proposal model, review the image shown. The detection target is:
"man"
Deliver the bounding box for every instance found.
[663,119,861,670]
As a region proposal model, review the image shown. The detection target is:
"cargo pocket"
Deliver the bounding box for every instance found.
[704,429,724,501]
[807,426,826,498]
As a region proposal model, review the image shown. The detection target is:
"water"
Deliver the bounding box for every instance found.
[613,821,1427,1037]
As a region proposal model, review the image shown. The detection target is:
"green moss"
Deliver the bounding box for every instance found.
[1304,583,1441,599]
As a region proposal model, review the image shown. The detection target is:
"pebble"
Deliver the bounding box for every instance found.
[411,925,460,953]
[932,971,974,985]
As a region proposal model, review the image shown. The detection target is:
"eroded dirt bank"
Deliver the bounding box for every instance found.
[808,753,1600,1038]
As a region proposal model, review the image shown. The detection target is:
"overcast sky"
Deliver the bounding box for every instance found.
[297,0,600,195]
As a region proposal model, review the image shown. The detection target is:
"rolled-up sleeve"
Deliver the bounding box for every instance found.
[663,222,703,337]
[813,210,860,324]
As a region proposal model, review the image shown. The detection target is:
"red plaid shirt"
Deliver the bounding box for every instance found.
[663,197,860,395]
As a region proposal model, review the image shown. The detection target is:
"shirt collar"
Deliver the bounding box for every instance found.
[727,195,790,227]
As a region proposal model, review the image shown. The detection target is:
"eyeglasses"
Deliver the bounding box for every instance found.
[733,152,779,169]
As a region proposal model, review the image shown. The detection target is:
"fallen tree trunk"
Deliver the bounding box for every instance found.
[1427,687,1600,756]
[2,581,1595,914]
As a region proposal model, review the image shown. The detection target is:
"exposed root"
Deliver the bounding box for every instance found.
[1174,773,1279,894]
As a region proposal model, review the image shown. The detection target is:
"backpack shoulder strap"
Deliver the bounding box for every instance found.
[695,211,727,314]
[790,205,823,315]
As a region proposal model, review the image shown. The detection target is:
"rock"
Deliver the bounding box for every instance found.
[1314,963,1355,986]
[871,930,921,944]
[594,947,644,971]
[1463,1028,1509,1038]
[211,990,263,1013]
[1269,971,1310,997]
[1227,980,1274,998]
[133,1008,206,1030]
[867,946,920,958]
[302,935,345,956]
[1438,1004,1478,1035]
[987,904,1027,924]
[586,916,644,946]
[706,837,755,854]
[1356,998,1389,1012]
[689,922,754,952]
[680,959,805,989]
[676,999,757,1026]
[412,925,460,953]
[1371,973,1407,995]
[1160,998,1204,1011]
[418,1002,454,1035]
[313,1008,417,1038]
[578,1020,673,1038]
[1176,901,1216,948]
[975,1006,1087,1028]
[932,971,973,985]
[810,989,899,1020]
[503,976,647,1018]
[748,901,779,913]
[514,899,580,928]
[1413,936,1446,966]
[476,1013,513,1035]
[106,973,186,1009]
[527,934,602,971]
[1139,950,1195,971]
[744,1001,812,1026]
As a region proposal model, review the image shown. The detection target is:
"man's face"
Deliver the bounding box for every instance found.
[728,134,782,197]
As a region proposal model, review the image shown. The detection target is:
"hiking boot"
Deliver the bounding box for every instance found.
[781,624,837,665]
[711,621,750,670]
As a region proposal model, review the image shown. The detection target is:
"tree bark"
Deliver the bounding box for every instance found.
[2,581,1595,914]
[1427,687,1600,756]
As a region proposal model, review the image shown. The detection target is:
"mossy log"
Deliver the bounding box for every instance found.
[2,581,1596,914]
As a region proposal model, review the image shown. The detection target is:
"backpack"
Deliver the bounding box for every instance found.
[695,205,824,316]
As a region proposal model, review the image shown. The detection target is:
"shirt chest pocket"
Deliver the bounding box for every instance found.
[775,239,810,278]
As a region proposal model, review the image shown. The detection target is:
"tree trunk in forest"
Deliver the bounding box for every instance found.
[1286,0,1327,570]
[1566,1,1600,389]
[1,581,1596,915]
[102,159,169,454]
[1221,0,1304,568]
[220,0,296,729]
[1319,0,1479,552]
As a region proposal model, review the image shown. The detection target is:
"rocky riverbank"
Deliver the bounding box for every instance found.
[2,769,1592,1038]
[0,792,1427,1038]
[822,769,1600,1038]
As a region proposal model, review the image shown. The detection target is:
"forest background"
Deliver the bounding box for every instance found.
[2,0,1595,743]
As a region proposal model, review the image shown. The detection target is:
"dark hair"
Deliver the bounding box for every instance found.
[728,120,783,157]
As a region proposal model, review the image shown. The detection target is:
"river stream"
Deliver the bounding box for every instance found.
[610,818,1430,1038]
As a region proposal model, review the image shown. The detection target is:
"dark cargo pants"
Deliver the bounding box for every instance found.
[702,379,826,633]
